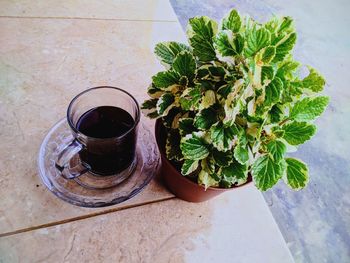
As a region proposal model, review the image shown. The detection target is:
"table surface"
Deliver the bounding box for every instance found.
[0,1,297,262]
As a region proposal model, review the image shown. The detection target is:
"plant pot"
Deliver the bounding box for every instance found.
[155,120,252,202]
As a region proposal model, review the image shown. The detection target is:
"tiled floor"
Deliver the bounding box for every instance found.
[0,186,292,263]
[0,1,293,262]
[170,0,350,262]
[0,0,178,21]
[0,13,182,235]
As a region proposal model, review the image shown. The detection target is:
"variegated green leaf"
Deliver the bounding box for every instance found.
[210,122,239,151]
[276,60,300,80]
[222,9,241,32]
[152,70,179,90]
[145,111,159,119]
[224,99,243,125]
[272,128,285,138]
[171,112,184,129]
[187,16,218,62]
[237,129,248,145]
[234,144,249,164]
[179,76,189,87]
[261,66,274,83]
[179,118,196,136]
[221,159,248,186]
[180,86,202,111]
[245,27,271,57]
[147,84,164,98]
[198,165,219,189]
[259,46,276,64]
[212,148,233,167]
[196,63,227,82]
[194,107,218,130]
[269,104,284,123]
[200,90,216,109]
[161,107,181,128]
[180,132,210,160]
[252,155,283,191]
[270,29,287,46]
[141,98,159,119]
[157,93,175,116]
[214,30,244,57]
[196,66,210,79]
[217,84,233,99]
[301,67,325,92]
[266,17,293,44]
[278,17,294,34]
[172,51,196,80]
[290,96,329,121]
[166,129,183,161]
[264,16,279,35]
[284,158,309,190]
[208,65,227,79]
[206,157,217,174]
[222,79,245,123]
[282,121,316,145]
[141,98,157,110]
[280,81,302,104]
[181,159,199,175]
[264,77,283,106]
[154,41,191,67]
[273,32,296,62]
[266,139,286,161]
[197,64,226,82]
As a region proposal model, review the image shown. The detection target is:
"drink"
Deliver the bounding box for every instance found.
[77,106,134,138]
[55,86,140,182]
[76,106,136,175]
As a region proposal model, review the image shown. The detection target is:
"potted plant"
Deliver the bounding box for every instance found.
[142,9,329,202]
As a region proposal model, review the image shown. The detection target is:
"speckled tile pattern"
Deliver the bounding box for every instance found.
[170,0,350,262]
[0,185,293,263]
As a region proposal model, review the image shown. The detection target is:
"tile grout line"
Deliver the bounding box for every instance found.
[0,15,178,23]
[0,196,176,238]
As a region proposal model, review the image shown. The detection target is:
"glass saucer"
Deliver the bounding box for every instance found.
[38,118,159,208]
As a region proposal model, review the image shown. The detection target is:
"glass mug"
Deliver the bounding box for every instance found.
[55,86,140,184]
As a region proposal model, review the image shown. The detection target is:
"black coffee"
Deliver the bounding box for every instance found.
[76,106,136,175]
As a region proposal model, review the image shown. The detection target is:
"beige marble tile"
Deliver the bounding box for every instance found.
[0,0,178,21]
[0,185,293,263]
[0,17,188,234]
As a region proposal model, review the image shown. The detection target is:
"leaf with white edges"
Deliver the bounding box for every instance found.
[252,155,283,191]
[180,132,210,160]
[284,158,309,190]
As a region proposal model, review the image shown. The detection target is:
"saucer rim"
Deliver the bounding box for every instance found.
[37,118,159,208]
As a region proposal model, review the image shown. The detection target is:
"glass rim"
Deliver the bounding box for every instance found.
[67,86,140,141]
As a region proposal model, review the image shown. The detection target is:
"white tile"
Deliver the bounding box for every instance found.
[0,0,178,21]
[0,185,294,263]
[0,18,184,234]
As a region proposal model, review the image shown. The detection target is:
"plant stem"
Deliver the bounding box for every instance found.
[279,118,290,126]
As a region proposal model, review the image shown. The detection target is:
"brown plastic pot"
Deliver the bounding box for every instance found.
[155,120,252,202]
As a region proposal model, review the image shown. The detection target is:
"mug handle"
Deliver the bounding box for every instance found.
[55,139,90,179]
